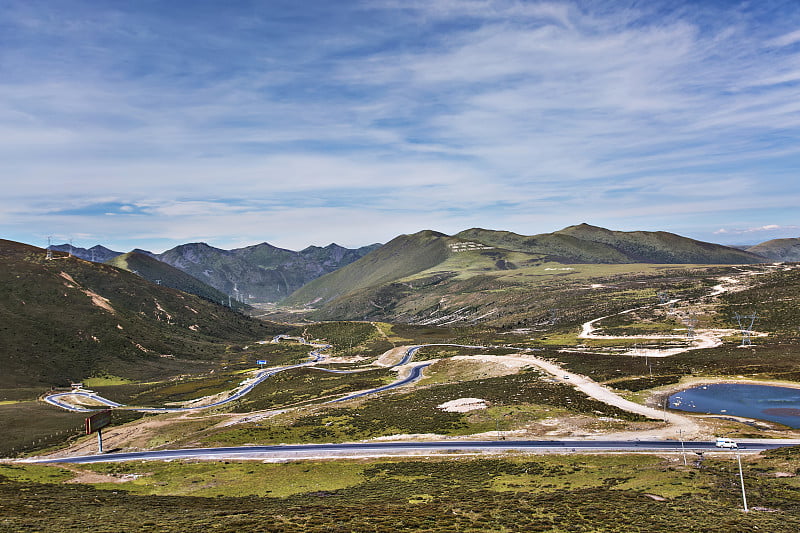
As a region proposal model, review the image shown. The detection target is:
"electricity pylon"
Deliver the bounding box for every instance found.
[734,312,758,346]
[684,312,698,339]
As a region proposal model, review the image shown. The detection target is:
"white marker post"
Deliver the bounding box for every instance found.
[737,453,749,512]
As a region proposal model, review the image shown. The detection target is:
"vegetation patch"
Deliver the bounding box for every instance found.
[288,321,390,356]
[83,375,136,387]
[83,460,366,498]
[203,371,650,446]
[226,367,393,413]
[3,450,800,531]
[553,343,800,385]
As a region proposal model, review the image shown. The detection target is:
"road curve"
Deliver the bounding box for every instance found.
[44,344,331,413]
[25,439,796,464]
[326,362,432,403]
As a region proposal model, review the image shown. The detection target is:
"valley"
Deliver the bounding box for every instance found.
[22,261,800,461]
[2,234,800,531]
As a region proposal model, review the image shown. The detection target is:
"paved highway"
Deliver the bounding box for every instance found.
[28,439,795,464]
[326,362,432,403]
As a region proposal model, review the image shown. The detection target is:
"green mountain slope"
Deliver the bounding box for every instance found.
[0,240,282,388]
[456,224,764,264]
[554,223,765,264]
[279,224,769,324]
[455,228,630,263]
[282,231,451,308]
[105,252,238,307]
[747,238,800,262]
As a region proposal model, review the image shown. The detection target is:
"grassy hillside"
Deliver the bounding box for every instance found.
[456,227,631,263]
[280,225,766,325]
[0,239,283,388]
[105,252,239,308]
[282,249,733,328]
[555,223,766,263]
[282,230,452,308]
[457,224,765,264]
[717,265,800,335]
[747,237,800,262]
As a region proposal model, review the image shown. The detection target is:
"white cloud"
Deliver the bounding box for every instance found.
[767,28,800,48]
[715,225,799,236]
[2,1,800,250]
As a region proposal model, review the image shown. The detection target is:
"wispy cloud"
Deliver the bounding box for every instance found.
[767,28,800,48]
[2,0,800,251]
[715,225,800,235]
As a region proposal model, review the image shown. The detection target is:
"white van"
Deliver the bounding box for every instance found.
[715,437,738,449]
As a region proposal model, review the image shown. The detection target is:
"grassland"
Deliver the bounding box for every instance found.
[288,321,395,357]
[301,259,730,331]
[16,262,800,456]
[196,369,651,447]
[2,447,799,531]
[226,366,393,412]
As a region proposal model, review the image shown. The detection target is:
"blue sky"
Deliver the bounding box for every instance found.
[1,0,799,252]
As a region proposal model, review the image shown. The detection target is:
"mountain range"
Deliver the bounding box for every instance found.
[50,241,381,303]
[155,242,380,302]
[282,224,768,313]
[9,224,796,384]
[46,224,792,311]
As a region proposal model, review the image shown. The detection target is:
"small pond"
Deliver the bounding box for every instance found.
[668,383,800,428]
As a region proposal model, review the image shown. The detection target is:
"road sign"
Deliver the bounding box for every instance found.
[85,409,111,435]
[256,360,267,365]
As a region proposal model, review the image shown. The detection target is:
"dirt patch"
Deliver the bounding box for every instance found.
[438,398,488,413]
[62,465,148,484]
[59,271,116,314]
[376,346,413,366]
[368,433,447,441]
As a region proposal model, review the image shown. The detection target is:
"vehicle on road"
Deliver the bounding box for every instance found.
[715,437,738,449]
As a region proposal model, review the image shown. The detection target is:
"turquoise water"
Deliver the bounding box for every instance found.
[669,383,800,428]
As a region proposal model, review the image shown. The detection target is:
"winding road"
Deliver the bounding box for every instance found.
[42,343,442,413]
[44,346,329,413]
